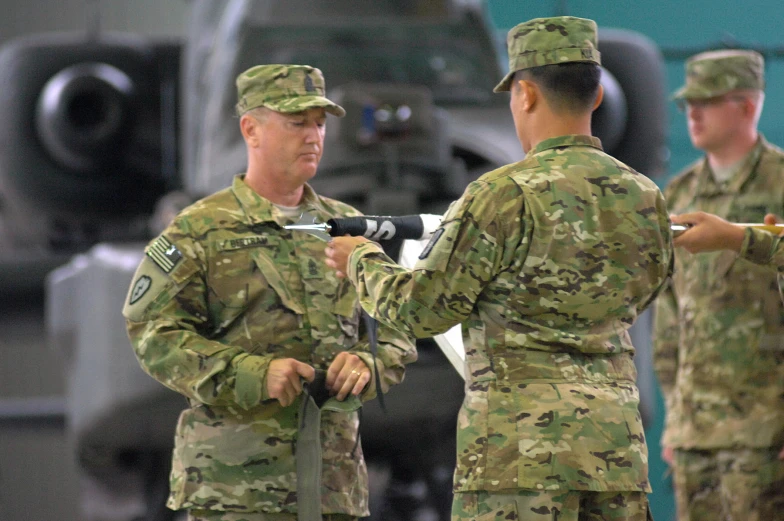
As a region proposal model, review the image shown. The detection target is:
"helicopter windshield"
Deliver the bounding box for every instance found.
[240,21,500,105]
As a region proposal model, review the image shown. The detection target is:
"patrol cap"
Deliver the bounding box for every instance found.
[672,49,765,100]
[235,64,346,117]
[494,16,601,93]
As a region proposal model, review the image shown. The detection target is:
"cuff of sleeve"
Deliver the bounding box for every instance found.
[740,227,777,265]
[347,242,386,286]
[353,351,386,401]
[235,355,271,410]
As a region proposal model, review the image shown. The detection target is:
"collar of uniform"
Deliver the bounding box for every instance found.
[695,136,765,196]
[230,174,323,227]
[528,134,603,156]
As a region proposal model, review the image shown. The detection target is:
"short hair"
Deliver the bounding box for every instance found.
[516,62,601,114]
[244,106,271,123]
[741,89,765,125]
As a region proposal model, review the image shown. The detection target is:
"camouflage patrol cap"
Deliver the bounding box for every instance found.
[672,49,765,100]
[235,64,346,117]
[494,16,601,93]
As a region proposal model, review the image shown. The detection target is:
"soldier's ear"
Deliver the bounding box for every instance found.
[240,113,260,146]
[592,84,605,112]
[741,95,759,119]
[518,79,538,112]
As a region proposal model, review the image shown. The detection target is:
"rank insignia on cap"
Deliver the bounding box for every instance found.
[304,74,315,93]
[129,275,152,305]
[147,236,183,273]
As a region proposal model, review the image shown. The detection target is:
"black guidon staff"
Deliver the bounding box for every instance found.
[284,212,442,242]
[287,212,784,241]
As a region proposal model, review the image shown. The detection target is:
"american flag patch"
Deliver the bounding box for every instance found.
[147,236,183,273]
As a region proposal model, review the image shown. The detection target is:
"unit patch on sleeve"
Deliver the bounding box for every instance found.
[129,275,152,305]
[147,236,183,273]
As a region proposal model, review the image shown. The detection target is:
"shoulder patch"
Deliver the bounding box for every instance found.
[419,228,445,260]
[129,275,152,305]
[147,236,183,273]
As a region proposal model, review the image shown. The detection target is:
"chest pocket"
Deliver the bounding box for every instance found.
[298,248,361,346]
[202,244,304,354]
[727,193,782,223]
[206,246,302,313]
[258,239,361,349]
[248,248,305,314]
[295,235,358,321]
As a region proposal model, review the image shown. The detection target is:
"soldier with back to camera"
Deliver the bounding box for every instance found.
[653,49,784,521]
[325,16,673,521]
[123,64,417,521]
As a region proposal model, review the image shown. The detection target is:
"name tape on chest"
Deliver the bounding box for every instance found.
[221,236,268,251]
[147,236,183,273]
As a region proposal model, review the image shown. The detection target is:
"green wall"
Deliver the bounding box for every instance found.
[485,2,784,520]
[486,0,784,183]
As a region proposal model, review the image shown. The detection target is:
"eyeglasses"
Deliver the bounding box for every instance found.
[676,95,747,112]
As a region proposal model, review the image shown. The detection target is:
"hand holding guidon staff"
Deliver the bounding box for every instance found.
[670,211,783,254]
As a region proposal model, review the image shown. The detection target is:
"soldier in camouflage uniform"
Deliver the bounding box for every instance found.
[122,64,417,521]
[653,50,784,521]
[325,17,672,521]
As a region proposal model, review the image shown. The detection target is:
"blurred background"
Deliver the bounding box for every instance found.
[1,1,783,520]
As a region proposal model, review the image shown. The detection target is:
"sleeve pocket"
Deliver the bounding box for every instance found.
[475,500,519,521]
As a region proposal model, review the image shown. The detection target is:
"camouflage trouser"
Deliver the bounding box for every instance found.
[187,510,358,521]
[451,488,652,520]
[672,447,784,521]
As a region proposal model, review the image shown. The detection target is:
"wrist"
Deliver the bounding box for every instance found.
[727,225,745,253]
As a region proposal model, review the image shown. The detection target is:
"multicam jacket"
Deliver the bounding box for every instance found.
[744,226,784,300]
[347,135,673,493]
[653,136,784,450]
[744,227,784,271]
[123,175,417,515]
